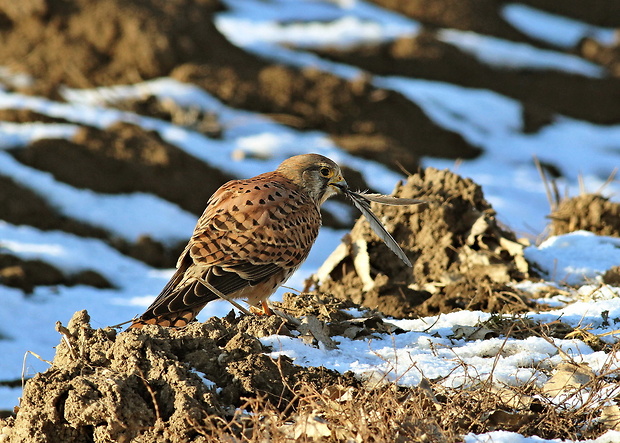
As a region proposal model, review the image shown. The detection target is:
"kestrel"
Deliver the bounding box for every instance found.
[129,154,347,328]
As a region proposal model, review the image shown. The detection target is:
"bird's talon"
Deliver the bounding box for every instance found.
[249,302,272,316]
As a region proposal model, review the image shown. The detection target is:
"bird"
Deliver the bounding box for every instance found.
[128,153,347,329]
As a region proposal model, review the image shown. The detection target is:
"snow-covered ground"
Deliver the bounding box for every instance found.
[501,3,617,49]
[2,2,620,442]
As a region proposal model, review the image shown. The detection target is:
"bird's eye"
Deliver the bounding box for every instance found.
[319,167,332,178]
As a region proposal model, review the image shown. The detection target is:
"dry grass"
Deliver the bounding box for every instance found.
[188,381,454,442]
[3,329,620,442]
[179,376,617,442]
[179,341,620,442]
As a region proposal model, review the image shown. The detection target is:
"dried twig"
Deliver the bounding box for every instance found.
[21,350,52,394]
[196,276,252,315]
[534,155,557,212]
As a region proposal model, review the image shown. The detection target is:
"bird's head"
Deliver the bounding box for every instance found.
[277,153,347,205]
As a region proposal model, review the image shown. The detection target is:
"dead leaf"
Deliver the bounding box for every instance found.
[466,216,490,245]
[313,233,377,292]
[542,362,594,398]
[314,237,351,285]
[298,316,338,350]
[418,378,442,411]
[352,238,375,292]
[451,325,497,341]
[322,385,355,403]
[279,413,332,440]
[499,237,528,273]
[601,405,620,430]
[490,386,533,410]
[331,315,405,340]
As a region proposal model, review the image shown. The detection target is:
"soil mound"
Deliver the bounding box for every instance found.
[316,168,532,318]
[3,310,355,442]
[367,0,534,41]
[312,32,620,125]
[550,194,620,237]
[0,172,183,270]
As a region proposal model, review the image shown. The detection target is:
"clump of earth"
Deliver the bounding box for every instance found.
[549,194,620,238]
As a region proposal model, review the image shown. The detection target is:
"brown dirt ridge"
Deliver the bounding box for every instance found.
[1,308,358,442]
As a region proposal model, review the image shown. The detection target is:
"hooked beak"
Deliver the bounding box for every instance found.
[329,174,348,193]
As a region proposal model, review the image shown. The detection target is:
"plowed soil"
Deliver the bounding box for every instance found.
[2,0,620,441]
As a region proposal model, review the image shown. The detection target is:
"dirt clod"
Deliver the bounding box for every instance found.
[550,194,620,237]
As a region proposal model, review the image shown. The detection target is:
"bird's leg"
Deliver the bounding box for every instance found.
[195,276,252,316]
[262,300,272,316]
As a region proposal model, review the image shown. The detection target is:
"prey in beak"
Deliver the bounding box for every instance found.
[332,182,424,268]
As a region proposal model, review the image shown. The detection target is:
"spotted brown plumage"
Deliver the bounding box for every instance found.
[128,153,347,329]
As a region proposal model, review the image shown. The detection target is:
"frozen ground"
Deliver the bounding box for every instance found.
[2,1,620,441]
